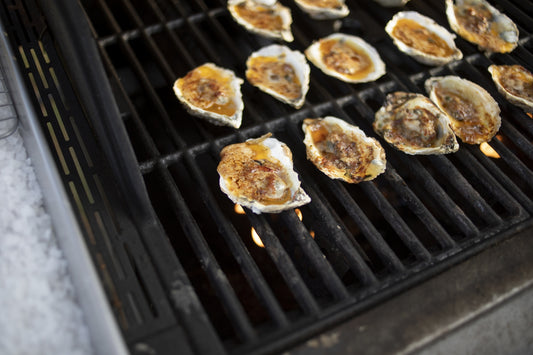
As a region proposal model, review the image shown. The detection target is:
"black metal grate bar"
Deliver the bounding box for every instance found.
[158,161,258,343]
[186,144,292,328]
[278,211,351,301]
[323,178,407,272]
[246,212,321,315]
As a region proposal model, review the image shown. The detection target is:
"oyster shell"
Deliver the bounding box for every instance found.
[302,116,386,183]
[446,0,519,53]
[228,0,293,42]
[373,92,459,155]
[425,76,501,144]
[305,33,386,83]
[254,0,276,6]
[217,134,311,214]
[488,64,533,113]
[246,45,310,108]
[373,0,411,7]
[173,63,244,128]
[294,0,349,20]
[385,11,463,66]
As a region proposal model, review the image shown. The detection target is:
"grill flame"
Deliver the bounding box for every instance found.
[235,206,308,248]
[480,142,501,159]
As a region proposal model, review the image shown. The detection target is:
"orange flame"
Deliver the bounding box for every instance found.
[251,227,264,248]
[295,208,303,221]
[234,204,245,214]
[480,142,500,159]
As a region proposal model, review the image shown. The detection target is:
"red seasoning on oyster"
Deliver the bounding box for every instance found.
[173,63,244,128]
[425,76,501,144]
[488,64,533,113]
[305,33,386,84]
[302,116,386,183]
[217,134,311,214]
[373,92,459,155]
[246,45,310,108]
[228,0,293,42]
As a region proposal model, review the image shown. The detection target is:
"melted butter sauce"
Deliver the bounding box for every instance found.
[392,18,455,57]
[455,4,515,52]
[319,39,375,81]
[498,65,533,100]
[234,3,283,31]
[298,0,343,8]
[179,65,237,116]
[246,56,302,100]
[434,85,496,144]
[245,140,293,205]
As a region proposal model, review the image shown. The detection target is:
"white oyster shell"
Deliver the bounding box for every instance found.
[446,0,519,53]
[373,0,411,7]
[228,0,293,42]
[294,0,349,19]
[217,134,311,214]
[305,33,386,84]
[488,64,533,113]
[246,45,310,108]
[253,0,276,6]
[373,92,459,155]
[302,116,386,183]
[385,11,463,66]
[173,63,244,128]
[425,75,501,144]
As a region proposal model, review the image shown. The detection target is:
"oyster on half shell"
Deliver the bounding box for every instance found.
[425,76,501,144]
[217,133,311,214]
[488,64,533,113]
[373,92,459,155]
[246,45,310,108]
[173,63,244,128]
[305,33,386,84]
[446,0,519,53]
[302,116,386,183]
[228,0,293,42]
[385,11,463,66]
[294,0,349,20]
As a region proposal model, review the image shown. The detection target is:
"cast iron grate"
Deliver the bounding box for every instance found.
[3,0,533,353]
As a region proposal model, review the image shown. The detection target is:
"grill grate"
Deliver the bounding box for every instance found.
[77,0,533,351]
[5,0,533,353]
[83,0,533,352]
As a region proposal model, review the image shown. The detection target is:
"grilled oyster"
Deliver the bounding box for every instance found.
[294,0,349,20]
[446,0,519,53]
[373,92,459,155]
[246,45,310,108]
[385,11,463,66]
[373,0,411,6]
[217,133,311,214]
[228,0,293,42]
[305,33,386,84]
[425,76,501,144]
[488,64,533,113]
[173,63,244,128]
[302,116,386,183]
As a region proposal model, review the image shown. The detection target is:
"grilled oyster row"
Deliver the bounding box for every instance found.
[217,116,387,214]
[374,74,502,155]
[174,34,386,128]
[229,0,518,64]
[215,65,533,214]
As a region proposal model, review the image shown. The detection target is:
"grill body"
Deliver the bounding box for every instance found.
[2,0,533,353]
